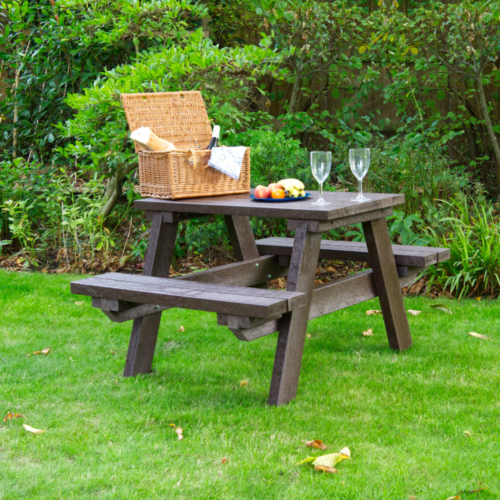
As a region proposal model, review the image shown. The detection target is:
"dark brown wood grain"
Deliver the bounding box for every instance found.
[224,215,260,261]
[287,208,393,232]
[362,217,413,351]
[256,237,450,267]
[124,212,178,376]
[71,273,307,318]
[135,191,404,221]
[268,220,323,406]
[145,211,207,223]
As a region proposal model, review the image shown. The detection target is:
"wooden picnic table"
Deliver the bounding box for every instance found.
[71,190,449,406]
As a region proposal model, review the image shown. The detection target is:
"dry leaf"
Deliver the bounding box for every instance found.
[464,430,472,437]
[240,380,248,387]
[221,457,227,464]
[23,424,45,434]
[175,427,183,440]
[407,310,421,316]
[408,497,417,500]
[14,413,26,419]
[306,333,312,338]
[178,326,185,333]
[468,332,489,340]
[475,297,482,301]
[430,304,452,314]
[3,412,13,422]
[305,440,327,450]
[169,423,177,427]
[366,310,382,316]
[314,465,337,473]
[74,301,84,305]
[362,328,373,336]
[445,497,460,500]
[33,347,51,355]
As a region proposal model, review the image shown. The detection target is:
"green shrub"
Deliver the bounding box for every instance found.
[425,197,500,298]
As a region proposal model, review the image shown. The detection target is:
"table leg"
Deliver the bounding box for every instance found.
[224,215,259,261]
[362,217,412,351]
[268,221,322,406]
[123,212,178,376]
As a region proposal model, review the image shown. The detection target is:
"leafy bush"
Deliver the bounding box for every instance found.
[425,197,500,298]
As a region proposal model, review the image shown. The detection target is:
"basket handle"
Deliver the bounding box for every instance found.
[188,149,210,170]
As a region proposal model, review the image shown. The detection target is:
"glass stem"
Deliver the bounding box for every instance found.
[320,181,323,200]
[358,179,362,196]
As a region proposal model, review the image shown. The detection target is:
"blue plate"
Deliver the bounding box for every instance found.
[250,193,311,202]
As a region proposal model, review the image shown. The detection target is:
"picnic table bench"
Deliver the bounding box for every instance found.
[71,190,449,406]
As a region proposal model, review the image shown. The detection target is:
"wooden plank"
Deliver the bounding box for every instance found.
[224,268,423,341]
[287,208,393,232]
[103,304,161,323]
[145,211,207,223]
[362,218,412,351]
[224,215,259,261]
[256,237,450,268]
[176,255,288,287]
[71,275,307,318]
[268,220,323,406]
[124,212,177,376]
[135,191,405,222]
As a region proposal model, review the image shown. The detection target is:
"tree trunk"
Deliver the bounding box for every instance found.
[100,161,138,220]
[288,73,301,115]
[477,77,500,194]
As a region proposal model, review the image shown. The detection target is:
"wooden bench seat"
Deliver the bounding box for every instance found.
[256,237,450,268]
[71,272,306,319]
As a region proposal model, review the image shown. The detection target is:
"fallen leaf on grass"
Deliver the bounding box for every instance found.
[74,301,84,305]
[305,440,327,450]
[464,430,472,437]
[476,297,482,301]
[169,423,177,427]
[407,309,421,316]
[366,310,382,316]
[221,457,227,464]
[4,412,26,421]
[468,332,489,340]
[306,333,312,338]
[175,427,183,440]
[430,304,452,314]
[315,465,337,473]
[362,328,373,336]
[297,447,351,468]
[240,380,248,387]
[33,348,50,355]
[445,496,460,500]
[23,424,45,434]
[69,357,74,362]
[178,326,185,333]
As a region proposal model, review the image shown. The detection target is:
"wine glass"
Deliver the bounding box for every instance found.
[349,148,370,202]
[311,151,331,205]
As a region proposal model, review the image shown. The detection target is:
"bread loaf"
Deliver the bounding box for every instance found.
[130,127,177,151]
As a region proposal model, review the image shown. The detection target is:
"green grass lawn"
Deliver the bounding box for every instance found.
[1,270,499,499]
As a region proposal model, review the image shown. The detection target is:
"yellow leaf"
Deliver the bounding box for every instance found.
[240,380,248,387]
[305,440,327,450]
[314,465,337,473]
[169,423,177,427]
[359,45,368,54]
[33,347,51,355]
[445,497,460,500]
[476,297,482,301]
[23,424,45,434]
[362,328,373,336]
[178,326,185,333]
[313,450,350,468]
[468,332,489,340]
[176,427,183,440]
[295,456,316,465]
[464,430,472,437]
[410,46,418,55]
[74,301,84,305]
[407,310,421,316]
[339,447,351,459]
[366,310,382,316]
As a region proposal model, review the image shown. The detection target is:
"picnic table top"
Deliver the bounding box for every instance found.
[135,190,404,221]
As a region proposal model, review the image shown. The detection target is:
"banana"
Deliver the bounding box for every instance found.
[278,178,304,192]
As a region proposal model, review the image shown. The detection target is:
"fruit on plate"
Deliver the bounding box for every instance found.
[271,188,286,199]
[268,182,283,192]
[278,178,305,197]
[254,185,271,199]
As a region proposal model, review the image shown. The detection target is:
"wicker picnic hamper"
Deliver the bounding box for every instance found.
[121,91,250,200]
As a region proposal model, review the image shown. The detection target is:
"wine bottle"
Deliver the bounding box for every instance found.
[206,125,220,150]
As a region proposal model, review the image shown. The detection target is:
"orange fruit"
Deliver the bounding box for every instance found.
[271,189,285,199]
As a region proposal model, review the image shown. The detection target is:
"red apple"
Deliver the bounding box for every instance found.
[254,185,271,199]
[268,182,283,192]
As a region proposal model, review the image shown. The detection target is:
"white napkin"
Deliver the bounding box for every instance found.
[208,146,246,180]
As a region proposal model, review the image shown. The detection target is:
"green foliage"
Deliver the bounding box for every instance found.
[0,0,207,162]
[426,197,500,298]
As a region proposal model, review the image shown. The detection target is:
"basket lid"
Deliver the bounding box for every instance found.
[121,91,213,150]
